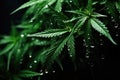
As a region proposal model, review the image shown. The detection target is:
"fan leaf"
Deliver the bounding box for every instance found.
[27,29,68,38]
[11,0,46,14]
[90,18,116,45]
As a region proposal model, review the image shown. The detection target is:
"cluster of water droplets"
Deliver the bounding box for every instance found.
[99,34,103,46]
[38,69,56,76]
[114,23,119,37]
[83,33,96,59]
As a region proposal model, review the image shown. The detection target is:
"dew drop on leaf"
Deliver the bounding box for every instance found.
[45,5,48,8]
[20,34,24,38]
[40,72,44,75]
[30,20,33,23]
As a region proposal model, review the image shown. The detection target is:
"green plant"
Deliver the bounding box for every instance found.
[0,0,119,80]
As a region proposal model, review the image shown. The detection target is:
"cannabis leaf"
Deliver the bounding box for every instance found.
[18,70,40,78]
[11,0,46,14]
[90,18,117,45]
[55,0,63,12]
[27,29,68,38]
[67,35,75,61]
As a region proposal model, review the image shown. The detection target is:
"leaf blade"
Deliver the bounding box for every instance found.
[90,18,116,45]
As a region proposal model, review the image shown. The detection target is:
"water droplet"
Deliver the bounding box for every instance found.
[40,20,42,23]
[101,57,105,60]
[32,38,35,40]
[70,54,72,57]
[70,0,72,3]
[52,70,55,73]
[20,34,24,38]
[88,37,90,40]
[85,55,89,59]
[114,25,118,28]
[45,5,48,8]
[29,55,32,58]
[85,45,88,48]
[45,71,48,74]
[90,64,94,67]
[87,34,90,36]
[34,60,37,63]
[88,62,94,67]
[17,49,21,53]
[111,17,113,19]
[30,20,33,23]
[35,39,39,42]
[112,19,115,22]
[20,61,22,64]
[50,23,53,25]
[83,39,86,42]
[68,48,70,51]
[116,34,119,37]
[29,65,32,68]
[40,72,44,75]
[90,45,95,48]
[100,43,103,46]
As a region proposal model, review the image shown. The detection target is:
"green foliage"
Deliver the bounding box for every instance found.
[0,0,119,80]
[18,70,41,78]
